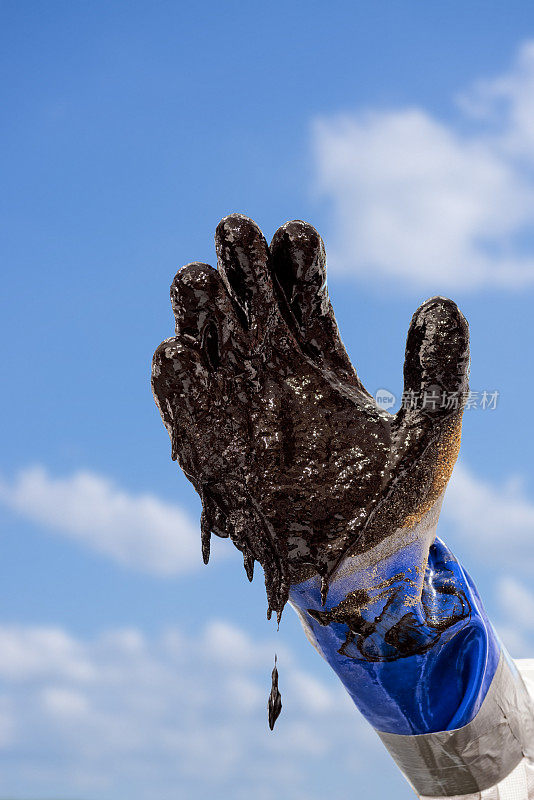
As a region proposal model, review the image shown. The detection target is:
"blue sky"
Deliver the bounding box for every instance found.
[2,2,534,798]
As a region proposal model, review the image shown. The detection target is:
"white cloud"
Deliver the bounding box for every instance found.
[442,461,534,569]
[492,576,534,657]
[498,576,534,629]
[0,620,387,800]
[41,686,90,717]
[0,625,95,682]
[457,41,534,159]
[313,41,534,290]
[0,465,219,575]
[288,669,336,714]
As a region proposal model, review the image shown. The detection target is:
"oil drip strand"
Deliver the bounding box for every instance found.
[268,654,282,730]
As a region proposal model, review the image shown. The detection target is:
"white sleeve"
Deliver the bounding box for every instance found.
[419,660,534,800]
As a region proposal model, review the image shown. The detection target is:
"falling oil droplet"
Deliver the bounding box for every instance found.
[268,654,282,730]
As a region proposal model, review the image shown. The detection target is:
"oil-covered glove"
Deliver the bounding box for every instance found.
[151,214,468,617]
[151,215,534,798]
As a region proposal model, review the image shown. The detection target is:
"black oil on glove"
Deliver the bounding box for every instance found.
[151,214,469,621]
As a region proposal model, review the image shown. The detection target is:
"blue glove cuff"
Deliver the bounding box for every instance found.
[290,536,501,735]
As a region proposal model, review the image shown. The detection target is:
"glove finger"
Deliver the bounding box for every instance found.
[270,220,365,391]
[389,297,469,521]
[152,336,231,565]
[171,261,246,370]
[151,336,209,459]
[215,214,276,346]
[400,296,469,426]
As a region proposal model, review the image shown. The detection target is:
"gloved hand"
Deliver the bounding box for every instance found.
[151,214,534,798]
[151,214,467,615]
